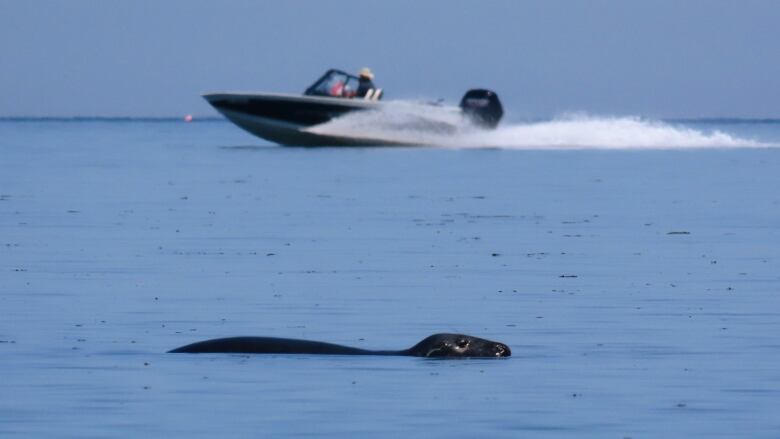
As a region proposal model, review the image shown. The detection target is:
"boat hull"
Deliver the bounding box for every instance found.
[204,92,399,146]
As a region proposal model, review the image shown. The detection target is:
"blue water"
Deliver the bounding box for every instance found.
[1,119,780,437]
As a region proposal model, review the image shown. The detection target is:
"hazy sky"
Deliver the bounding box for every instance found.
[2,0,779,118]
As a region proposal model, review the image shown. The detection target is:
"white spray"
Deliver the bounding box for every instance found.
[305,104,771,149]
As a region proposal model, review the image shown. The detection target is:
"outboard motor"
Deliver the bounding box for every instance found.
[459,89,503,129]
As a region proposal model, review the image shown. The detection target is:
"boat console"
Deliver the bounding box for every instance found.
[304,69,383,101]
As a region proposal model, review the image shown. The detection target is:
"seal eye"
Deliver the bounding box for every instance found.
[456,338,469,349]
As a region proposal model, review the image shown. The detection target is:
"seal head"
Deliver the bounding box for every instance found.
[406,333,510,358]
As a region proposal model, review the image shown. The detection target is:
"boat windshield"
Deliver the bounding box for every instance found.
[304,69,361,98]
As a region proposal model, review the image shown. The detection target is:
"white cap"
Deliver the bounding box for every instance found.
[358,67,374,80]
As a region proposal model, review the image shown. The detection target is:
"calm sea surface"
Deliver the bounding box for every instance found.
[1,119,779,437]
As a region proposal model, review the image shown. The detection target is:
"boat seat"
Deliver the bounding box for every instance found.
[364,89,383,101]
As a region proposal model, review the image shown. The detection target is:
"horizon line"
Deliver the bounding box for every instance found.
[0,116,225,122]
[2,116,780,124]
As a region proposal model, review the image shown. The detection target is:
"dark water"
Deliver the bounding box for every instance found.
[1,120,779,437]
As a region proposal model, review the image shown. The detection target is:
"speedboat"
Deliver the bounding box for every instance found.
[203,69,503,146]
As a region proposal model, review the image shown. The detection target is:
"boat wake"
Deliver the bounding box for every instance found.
[304,101,467,145]
[305,105,772,149]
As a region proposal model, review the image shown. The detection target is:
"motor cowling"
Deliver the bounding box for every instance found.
[459,89,503,129]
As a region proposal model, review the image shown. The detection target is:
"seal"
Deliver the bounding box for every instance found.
[169,333,510,358]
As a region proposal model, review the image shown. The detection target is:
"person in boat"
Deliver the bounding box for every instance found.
[356,67,377,98]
